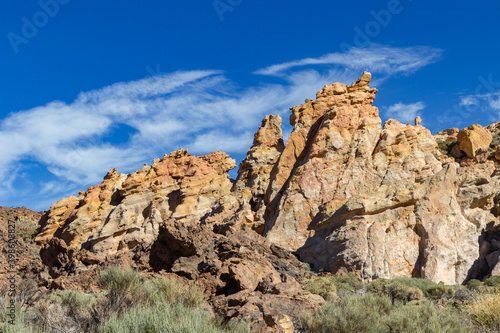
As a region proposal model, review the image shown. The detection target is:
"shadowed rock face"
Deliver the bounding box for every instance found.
[0,207,49,286]
[36,72,500,290]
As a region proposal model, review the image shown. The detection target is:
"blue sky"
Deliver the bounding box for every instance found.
[1,0,500,211]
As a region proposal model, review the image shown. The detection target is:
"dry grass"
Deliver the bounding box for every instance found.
[463,291,500,331]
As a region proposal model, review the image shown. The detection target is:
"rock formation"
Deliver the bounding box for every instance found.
[0,207,48,286]
[35,72,500,314]
[36,149,236,271]
[457,124,492,162]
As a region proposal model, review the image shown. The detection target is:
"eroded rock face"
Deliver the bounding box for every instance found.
[264,72,382,250]
[35,72,500,291]
[232,115,285,233]
[259,73,500,284]
[36,149,236,275]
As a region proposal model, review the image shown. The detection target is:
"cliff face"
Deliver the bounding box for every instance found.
[36,72,500,286]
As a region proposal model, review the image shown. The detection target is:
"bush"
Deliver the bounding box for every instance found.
[98,267,142,296]
[330,274,363,292]
[484,276,500,288]
[367,280,423,304]
[304,277,338,301]
[143,278,205,308]
[427,285,454,299]
[384,300,472,333]
[453,287,477,303]
[304,294,472,333]
[463,291,500,331]
[98,267,143,315]
[16,279,39,307]
[49,290,96,319]
[0,270,247,333]
[0,304,46,333]
[303,294,392,333]
[466,279,485,291]
[387,277,441,298]
[437,140,455,155]
[30,300,82,333]
[99,300,251,333]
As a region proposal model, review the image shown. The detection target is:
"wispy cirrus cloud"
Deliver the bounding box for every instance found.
[460,91,500,114]
[254,44,442,81]
[0,44,441,210]
[384,101,426,124]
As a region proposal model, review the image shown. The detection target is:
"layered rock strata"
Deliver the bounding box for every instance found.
[36,73,500,290]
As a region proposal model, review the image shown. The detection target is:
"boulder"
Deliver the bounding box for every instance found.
[457,124,493,161]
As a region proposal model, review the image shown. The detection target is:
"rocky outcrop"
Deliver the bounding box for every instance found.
[153,224,324,331]
[35,72,500,291]
[263,73,383,250]
[457,124,493,162]
[0,207,49,286]
[34,146,321,331]
[36,149,236,275]
[232,115,284,233]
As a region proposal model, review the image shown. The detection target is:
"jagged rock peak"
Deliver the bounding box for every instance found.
[34,72,500,290]
[253,114,284,148]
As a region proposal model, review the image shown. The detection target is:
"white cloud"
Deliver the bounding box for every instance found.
[457,91,500,122]
[255,44,442,80]
[0,44,441,210]
[384,102,426,124]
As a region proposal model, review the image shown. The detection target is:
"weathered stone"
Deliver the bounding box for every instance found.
[451,143,466,159]
[415,116,422,126]
[457,124,493,160]
[0,207,48,287]
[36,149,236,275]
[232,115,284,233]
[33,72,500,294]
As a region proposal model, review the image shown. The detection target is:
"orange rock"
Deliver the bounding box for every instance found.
[457,124,493,160]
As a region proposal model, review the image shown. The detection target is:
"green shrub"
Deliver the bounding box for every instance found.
[330,274,363,292]
[437,140,455,155]
[17,279,39,307]
[304,294,472,333]
[388,277,441,298]
[384,299,472,333]
[466,279,485,290]
[0,304,47,333]
[484,276,500,288]
[49,290,96,318]
[367,280,423,304]
[453,287,477,303]
[303,294,392,333]
[427,285,454,299]
[304,277,338,301]
[98,267,143,314]
[143,278,205,308]
[99,301,251,333]
[98,267,142,295]
[30,300,82,333]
